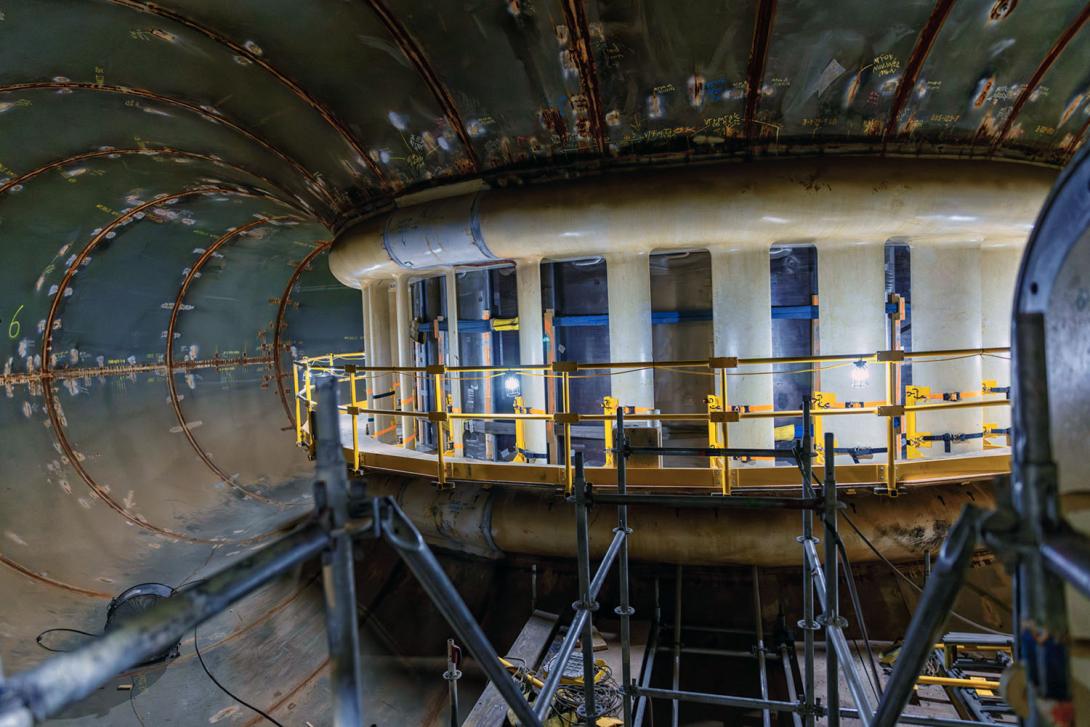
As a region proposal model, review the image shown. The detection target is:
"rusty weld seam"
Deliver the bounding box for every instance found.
[242,657,330,727]
[41,187,299,545]
[110,0,389,189]
[990,2,1090,151]
[743,0,778,143]
[0,553,112,598]
[166,216,302,505]
[0,82,337,214]
[560,0,607,154]
[1067,114,1090,162]
[109,577,319,679]
[1,355,272,387]
[362,0,480,171]
[272,241,332,427]
[883,0,956,143]
[0,147,317,220]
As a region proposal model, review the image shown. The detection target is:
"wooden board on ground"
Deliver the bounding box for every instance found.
[463,610,560,727]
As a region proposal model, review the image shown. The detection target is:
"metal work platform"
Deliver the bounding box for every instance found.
[294,346,1015,494]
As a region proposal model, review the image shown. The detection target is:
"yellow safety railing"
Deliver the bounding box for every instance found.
[291,346,1012,496]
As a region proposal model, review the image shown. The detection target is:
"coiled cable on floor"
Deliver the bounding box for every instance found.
[550,663,623,725]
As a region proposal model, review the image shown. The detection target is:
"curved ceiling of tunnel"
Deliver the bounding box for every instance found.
[0,0,1087,720]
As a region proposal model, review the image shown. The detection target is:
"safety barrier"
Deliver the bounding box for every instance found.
[291,346,1012,496]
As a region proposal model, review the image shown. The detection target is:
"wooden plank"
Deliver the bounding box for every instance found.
[463,610,560,727]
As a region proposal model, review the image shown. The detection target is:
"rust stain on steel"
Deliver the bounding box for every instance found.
[113,577,319,677]
[1065,114,1090,161]
[40,188,291,545]
[990,0,1018,21]
[990,2,1090,150]
[0,82,337,214]
[166,217,300,504]
[242,657,331,727]
[883,0,956,143]
[0,554,112,598]
[362,0,480,171]
[743,0,777,143]
[110,0,389,189]
[0,147,313,219]
[560,0,607,154]
[272,241,331,427]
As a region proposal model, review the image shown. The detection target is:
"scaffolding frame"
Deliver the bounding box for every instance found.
[3,335,1085,726]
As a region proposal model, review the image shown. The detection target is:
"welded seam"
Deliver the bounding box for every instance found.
[40,187,296,545]
[241,657,330,727]
[1066,115,1090,162]
[0,82,337,215]
[271,242,332,427]
[560,0,607,154]
[989,2,1090,151]
[361,0,480,171]
[743,0,777,143]
[0,554,112,599]
[165,217,302,505]
[883,0,957,143]
[109,0,388,188]
[0,147,314,219]
[1,355,272,387]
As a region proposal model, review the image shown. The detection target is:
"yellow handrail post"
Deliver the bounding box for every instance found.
[885,358,898,495]
[348,365,360,472]
[303,366,313,446]
[432,367,447,487]
[810,391,836,464]
[563,370,573,494]
[602,396,618,467]
[292,362,302,445]
[719,368,731,495]
[512,395,528,463]
[904,385,931,459]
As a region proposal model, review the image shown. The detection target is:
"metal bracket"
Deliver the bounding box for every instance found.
[552,361,579,373]
[708,356,739,369]
[817,614,849,629]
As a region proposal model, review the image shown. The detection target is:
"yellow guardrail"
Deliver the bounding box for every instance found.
[291,345,1012,496]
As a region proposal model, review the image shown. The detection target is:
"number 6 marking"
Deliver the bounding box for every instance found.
[8,304,23,339]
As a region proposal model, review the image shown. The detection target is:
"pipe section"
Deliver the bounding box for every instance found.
[516,259,548,461]
[364,474,993,567]
[444,270,464,452]
[817,242,887,457]
[711,247,774,449]
[330,159,1052,288]
[911,243,983,454]
[606,253,655,413]
[394,275,416,448]
[367,282,396,443]
[980,245,1020,432]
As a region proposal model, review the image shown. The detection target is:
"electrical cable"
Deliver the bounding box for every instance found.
[35,627,98,653]
[129,682,147,727]
[193,625,284,727]
[841,513,1007,636]
[831,529,885,700]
